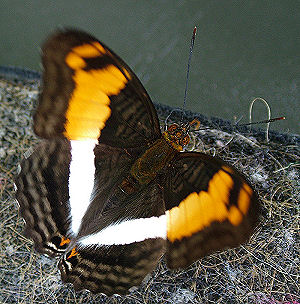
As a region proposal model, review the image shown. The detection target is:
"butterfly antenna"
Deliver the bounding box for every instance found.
[180,26,197,125]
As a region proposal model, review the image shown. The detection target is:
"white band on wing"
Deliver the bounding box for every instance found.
[69,139,97,234]
[79,215,167,246]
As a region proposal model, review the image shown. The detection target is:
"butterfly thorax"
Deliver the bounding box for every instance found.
[130,124,190,185]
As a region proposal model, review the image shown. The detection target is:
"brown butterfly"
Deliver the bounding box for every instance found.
[15,29,259,296]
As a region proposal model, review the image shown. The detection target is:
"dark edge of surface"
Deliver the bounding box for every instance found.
[1,65,299,146]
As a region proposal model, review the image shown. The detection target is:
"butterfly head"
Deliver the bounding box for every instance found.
[163,123,190,151]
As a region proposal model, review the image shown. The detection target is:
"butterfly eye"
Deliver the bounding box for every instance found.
[168,124,178,132]
[181,135,190,146]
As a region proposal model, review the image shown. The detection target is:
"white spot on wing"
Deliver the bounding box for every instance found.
[79,215,167,246]
[69,139,97,234]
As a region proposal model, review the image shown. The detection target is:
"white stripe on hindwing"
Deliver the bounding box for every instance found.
[79,215,167,246]
[69,140,97,234]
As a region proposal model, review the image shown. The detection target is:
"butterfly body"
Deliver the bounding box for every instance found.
[15,29,260,296]
[130,124,186,185]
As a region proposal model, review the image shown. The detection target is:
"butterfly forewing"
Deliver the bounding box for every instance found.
[163,152,259,269]
[34,29,161,146]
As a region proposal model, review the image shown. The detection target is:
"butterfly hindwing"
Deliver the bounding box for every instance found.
[72,143,146,238]
[15,138,72,256]
[59,237,165,296]
[59,165,166,295]
[34,29,161,146]
[163,152,259,269]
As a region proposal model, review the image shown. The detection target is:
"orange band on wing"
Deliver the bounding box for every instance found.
[60,236,71,246]
[67,247,78,259]
[70,42,106,59]
[167,166,252,242]
[237,183,253,214]
[64,43,131,140]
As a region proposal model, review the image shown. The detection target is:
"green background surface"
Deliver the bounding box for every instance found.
[1,1,299,134]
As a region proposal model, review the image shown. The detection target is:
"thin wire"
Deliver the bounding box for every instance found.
[240,116,285,126]
[180,26,197,125]
[249,97,272,142]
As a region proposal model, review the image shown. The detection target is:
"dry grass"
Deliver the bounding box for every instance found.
[0,67,299,304]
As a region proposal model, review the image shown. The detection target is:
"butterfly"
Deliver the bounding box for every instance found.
[15,29,260,296]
